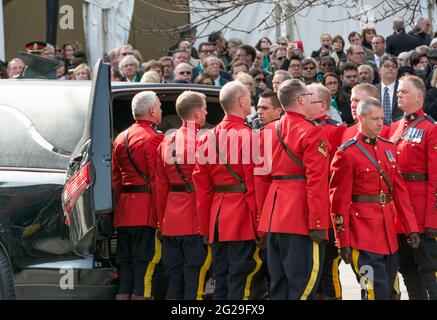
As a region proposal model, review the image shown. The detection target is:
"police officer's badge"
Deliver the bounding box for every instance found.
[317,140,328,157]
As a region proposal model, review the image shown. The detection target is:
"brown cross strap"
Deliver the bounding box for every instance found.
[124,128,150,184]
[210,131,247,193]
[171,133,194,193]
[275,120,304,169]
[354,141,393,195]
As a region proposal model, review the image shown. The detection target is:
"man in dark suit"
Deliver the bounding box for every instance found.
[365,35,386,69]
[386,18,421,57]
[203,56,230,86]
[376,55,403,123]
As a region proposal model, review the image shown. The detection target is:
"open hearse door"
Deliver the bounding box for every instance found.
[62,59,113,256]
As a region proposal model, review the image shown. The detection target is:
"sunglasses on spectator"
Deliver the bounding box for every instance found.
[255,77,265,83]
[178,71,192,75]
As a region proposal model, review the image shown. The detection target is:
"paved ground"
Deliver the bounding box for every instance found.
[339,262,408,300]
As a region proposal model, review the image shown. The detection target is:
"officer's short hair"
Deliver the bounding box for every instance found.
[357,97,382,117]
[278,79,306,109]
[259,90,282,109]
[219,81,248,113]
[132,91,158,120]
[352,83,379,99]
[399,74,426,98]
[308,83,331,109]
[176,91,206,120]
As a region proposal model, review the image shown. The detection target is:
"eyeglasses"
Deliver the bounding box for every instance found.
[178,71,192,75]
[122,52,133,56]
[303,67,315,71]
[276,56,285,61]
[353,52,366,55]
[255,78,265,83]
[321,63,334,67]
[123,63,137,68]
[382,64,397,69]
[278,42,287,46]
[290,64,302,69]
[201,49,215,54]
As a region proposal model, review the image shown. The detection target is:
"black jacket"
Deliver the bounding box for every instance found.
[386,29,421,57]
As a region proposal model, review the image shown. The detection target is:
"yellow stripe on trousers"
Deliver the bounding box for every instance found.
[300,241,320,300]
[143,233,162,298]
[351,248,374,300]
[196,245,213,300]
[332,256,342,299]
[394,273,400,295]
[243,245,263,300]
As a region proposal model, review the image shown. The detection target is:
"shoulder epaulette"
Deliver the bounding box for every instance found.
[325,118,341,127]
[339,139,357,151]
[377,136,394,144]
[424,114,437,124]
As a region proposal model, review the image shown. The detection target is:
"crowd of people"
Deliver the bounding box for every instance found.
[1,16,436,123]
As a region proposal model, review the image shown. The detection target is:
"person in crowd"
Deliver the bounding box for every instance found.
[272,70,291,92]
[140,70,161,83]
[311,33,334,60]
[172,49,190,68]
[194,74,215,85]
[255,37,272,71]
[231,61,250,79]
[409,16,432,46]
[159,56,174,83]
[193,81,263,300]
[6,57,25,78]
[255,79,329,300]
[331,35,347,65]
[301,58,318,84]
[386,18,421,57]
[173,63,193,83]
[250,67,268,91]
[71,63,92,80]
[119,55,141,82]
[330,96,420,300]
[143,60,163,82]
[358,64,375,84]
[155,91,211,300]
[361,25,377,56]
[322,72,352,124]
[340,62,359,96]
[390,75,437,300]
[112,91,164,300]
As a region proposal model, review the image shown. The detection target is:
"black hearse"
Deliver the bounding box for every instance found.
[0,61,222,299]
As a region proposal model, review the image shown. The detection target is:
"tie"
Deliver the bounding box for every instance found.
[383,87,392,124]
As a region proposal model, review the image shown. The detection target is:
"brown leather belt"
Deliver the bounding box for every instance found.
[122,184,151,193]
[170,184,195,193]
[214,184,246,193]
[401,172,428,182]
[272,175,306,181]
[352,193,392,204]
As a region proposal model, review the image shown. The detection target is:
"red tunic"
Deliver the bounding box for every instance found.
[192,115,258,243]
[255,112,330,237]
[155,122,201,236]
[330,133,419,255]
[390,110,437,233]
[112,120,164,227]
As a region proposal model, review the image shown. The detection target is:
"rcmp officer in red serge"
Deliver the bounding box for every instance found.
[255,79,330,300]
[342,83,391,143]
[330,97,420,300]
[155,91,211,300]
[390,75,437,300]
[112,91,164,300]
[192,81,263,300]
[306,83,346,300]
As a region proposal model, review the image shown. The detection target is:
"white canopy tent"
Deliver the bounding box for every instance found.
[190,0,437,55]
[83,0,134,67]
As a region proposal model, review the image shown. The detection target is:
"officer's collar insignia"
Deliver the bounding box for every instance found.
[405,113,418,122]
[362,136,377,145]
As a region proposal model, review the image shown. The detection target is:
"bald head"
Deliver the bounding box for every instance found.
[219,81,251,115]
